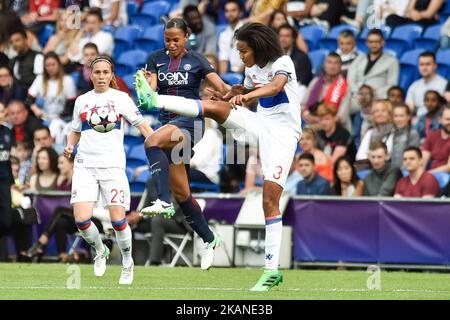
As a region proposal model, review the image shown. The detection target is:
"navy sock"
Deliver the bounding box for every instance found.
[180,195,214,243]
[145,146,171,203]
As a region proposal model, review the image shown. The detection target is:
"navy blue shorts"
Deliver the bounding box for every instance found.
[160,116,205,164]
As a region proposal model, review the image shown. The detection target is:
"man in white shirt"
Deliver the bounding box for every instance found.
[218,0,245,74]
[406,52,447,118]
[68,7,114,63]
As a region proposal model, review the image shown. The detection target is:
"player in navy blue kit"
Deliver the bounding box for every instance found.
[140,18,231,270]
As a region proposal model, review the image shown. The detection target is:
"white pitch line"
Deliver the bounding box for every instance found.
[1,287,450,293]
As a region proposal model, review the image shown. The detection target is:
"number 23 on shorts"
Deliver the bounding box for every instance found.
[111,189,125,204]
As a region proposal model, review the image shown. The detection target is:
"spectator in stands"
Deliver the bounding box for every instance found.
[277,24,312,89]
[373,0,409,25]
[347,29,399,112]
[190,119,223,191]
[269,10,308,53]
[0,65,26,107]
[29,146,59,191]
[302,53,351,131]
[421,106,450,173]
[127,178,192,266]
[387,85,405,106]
[446,81,450,103]
[7,100,43,146]
[385,0,443,29]
[3,155,34,262]
[218,0,245,75]
[356,99,394,162]
[395,146,440,198]
[299,126,333,182]
[440,16,450,50]
[43,10,79,68]
[14,140,32,187]
[296,152,330,195]
[76,42,99,94]
[363,141,402,196]
[340,0,371,31]
[240,147,263,194]
[20,0,59,35]
[0,102,7,126]
[183,5,217,55]
[405,52,447,118]
[316,103,357,163]
[89,0,128,27]
[391,104,420,168]
[352,84,374,148]
[27,154,76,262]
[68,7,114,63]
[331,155,364,196]
[415,90,445,141]
[27,52,77,123]
[248,0,287,25]
[336,29,358,78]
[9,29,43,91]
[33,126,59,154]
[285,154,303,195]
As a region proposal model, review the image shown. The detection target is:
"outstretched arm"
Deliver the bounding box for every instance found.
[229,74,288,106]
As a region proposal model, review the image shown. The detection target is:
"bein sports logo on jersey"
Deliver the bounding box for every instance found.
[158,71,189,86]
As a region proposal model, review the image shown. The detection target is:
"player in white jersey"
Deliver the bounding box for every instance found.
[64,56,153,285]
[135,22,302,291]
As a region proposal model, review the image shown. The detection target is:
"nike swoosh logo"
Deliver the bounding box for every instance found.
[162,204,172,209]
[156,63,166,67]
[149,161,160,169]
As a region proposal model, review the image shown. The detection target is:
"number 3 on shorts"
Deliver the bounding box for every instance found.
[111,189,125,204]
[273,165,283,180]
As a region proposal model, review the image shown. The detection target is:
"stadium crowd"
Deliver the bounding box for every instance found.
[0,0,450,263]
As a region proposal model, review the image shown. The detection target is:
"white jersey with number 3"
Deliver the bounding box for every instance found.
[71,88,145,169]
[243,55,302,134]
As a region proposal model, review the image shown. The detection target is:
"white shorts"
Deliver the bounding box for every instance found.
[71,167,131,210]
[223,106,300,188]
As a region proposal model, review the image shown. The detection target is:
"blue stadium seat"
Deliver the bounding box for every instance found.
[414,24,441,51]
[113,25,143,61]
[123,73,137,99]
[126,1,139,16]
[400,49,426,65]
[70,71,80,87]
[386,24,423,57]
[124,134,144,149]
[356,169,371,180]
[308,49,329,74]
[216,24,228,39]
[128,144,147,162]
[300,25,327,51]
[221,72,243,85]
[130,182,146,193]
[40,24,55,48]
[432,172,450,189]
[130,1,171,28]
[115,49,148,77]
[134,24,165,52]
[125,167,134,181]
[135,170,151,183]
[436,49,450,78]
[101,25,115,34]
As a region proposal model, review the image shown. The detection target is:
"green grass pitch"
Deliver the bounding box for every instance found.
[0,263,449,300]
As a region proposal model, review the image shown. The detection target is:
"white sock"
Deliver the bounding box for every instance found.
[77,221,104,254]
[114,224,133,268]
[264,216,283,270]
[158,95,202,118]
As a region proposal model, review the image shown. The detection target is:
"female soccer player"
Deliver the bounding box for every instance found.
[138,17,232,270]
[65,55,152,285]
[136,22,302,291]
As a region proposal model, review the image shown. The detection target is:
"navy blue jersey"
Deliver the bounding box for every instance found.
[147,49,215,122]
